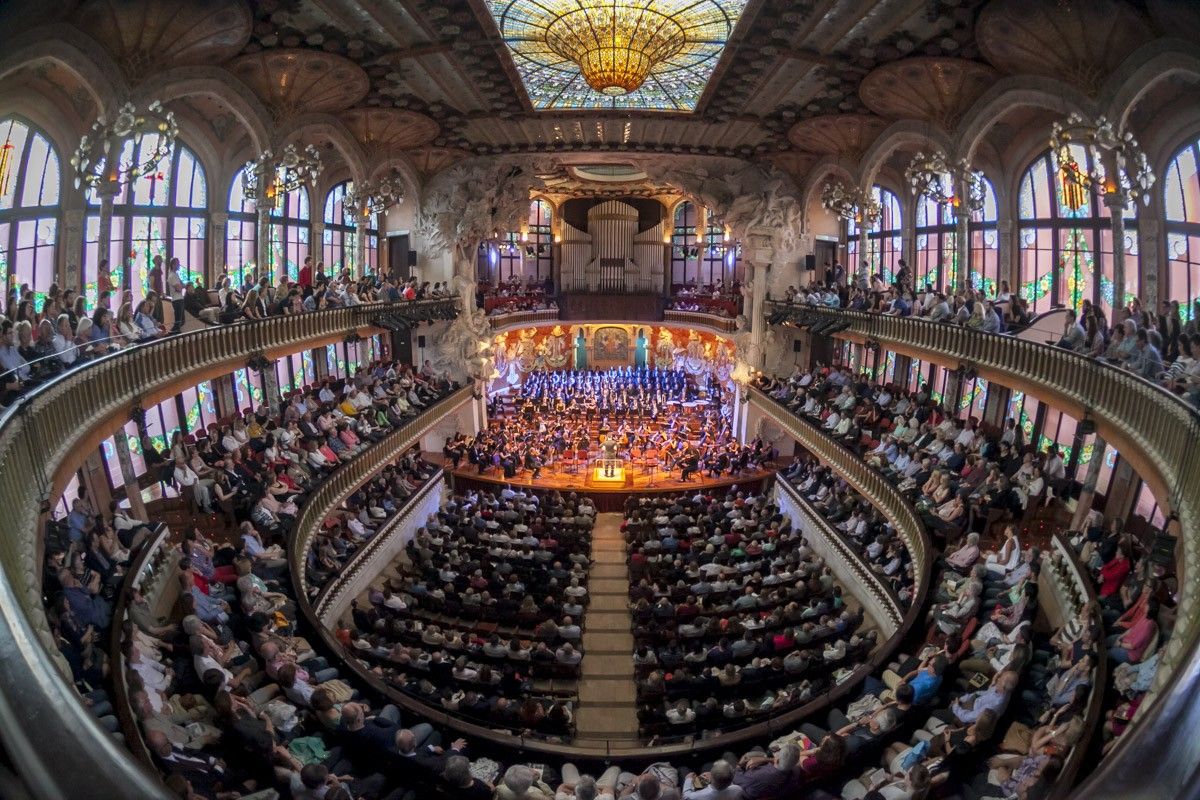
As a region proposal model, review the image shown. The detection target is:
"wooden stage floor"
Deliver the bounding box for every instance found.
[445,457,773,510]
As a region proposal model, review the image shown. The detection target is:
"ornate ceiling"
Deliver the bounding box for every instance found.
[6,0,1197,189]
[483,0,749,111]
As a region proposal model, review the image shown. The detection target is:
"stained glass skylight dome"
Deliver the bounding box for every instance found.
[485,0,749,111]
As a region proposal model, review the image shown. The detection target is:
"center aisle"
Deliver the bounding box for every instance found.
[573,512,640,744]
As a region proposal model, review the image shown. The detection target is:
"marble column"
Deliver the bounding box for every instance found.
[856,223,868,287]
[260,364,280,415]
[1137,216,1160,311]
[310,218,325,277]
[255,203,271,283]
[209,211,227,286]
[997,218,1016,295]
[355,214,368,278]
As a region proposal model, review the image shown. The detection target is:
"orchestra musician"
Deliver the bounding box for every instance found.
[453,366,771,485]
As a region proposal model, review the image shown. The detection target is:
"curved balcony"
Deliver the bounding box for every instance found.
[286,386,472,604]
[749,388,933,612]
[662,308,739,333]
[284,389,930,759]
[487,308,562,331]
[765,302,1200,799]
[0,299,456,800]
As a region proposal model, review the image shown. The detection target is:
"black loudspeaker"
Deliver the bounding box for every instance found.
[804,254,817,271]
[407,250,418,266]
[793,339,803,352]
[1078,419,1096,436]
[417,335,426,348]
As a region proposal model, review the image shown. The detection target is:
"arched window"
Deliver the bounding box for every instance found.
[0,117,60,307]
[1164,136,1200,323]
[670,200,699,288]
[527,199,553,281]
[497,231,521,280]
[226,166,257,288]
[363,207,380,275]
[83,136,207,307]
[1017,145,1138,316]
[914,192,955,291]
[670,200,739,290]
[852,186,902,283]
[969,177,1000,296]
[268,184,310,283]
[323,181,356,275]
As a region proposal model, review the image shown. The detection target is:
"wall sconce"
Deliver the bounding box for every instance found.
[554,234,562,244]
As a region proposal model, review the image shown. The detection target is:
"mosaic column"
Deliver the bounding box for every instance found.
[209,211,227,286]
[1071,435,1106,529]
[112,427,148,521]
[62,209,85,293]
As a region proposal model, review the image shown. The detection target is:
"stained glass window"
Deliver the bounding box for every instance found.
[326,343,348,380]
[1164,136,1200,324]
[83,136,207,308]
[0,117,60,310]
[914,193,955,292]
[227,166,258,289]
[144,394,183,452]
[498,232,522,281]
[528,199,554,281]
[864,186,902,283]
[323,181,358,275]
[232,368,263,412]
[1017,146,1138,316]
[269,184,310,284]
[846,216,860,279]
[485,0,748,111]
[179,382,219,434]
[968,178,1000,298]
[671,201,698,287]
[100,421,147,490]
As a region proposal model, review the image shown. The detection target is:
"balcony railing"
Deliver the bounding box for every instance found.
[749,388,932,608]
[662,309,739,333]
[766,302,1200,800]
[311,470,447,627]
[0,298,457,800]
[287,387,472,602]
[773,477,904,636]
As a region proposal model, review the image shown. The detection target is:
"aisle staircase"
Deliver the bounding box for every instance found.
[573,512,640,744]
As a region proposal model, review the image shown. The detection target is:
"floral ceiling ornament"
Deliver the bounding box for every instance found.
[644,157,804,253]
[71,100,179,190]
[240,144,323,202]
[1049,113,1155,209]
[417,156,551,266]
[905,150,987,215]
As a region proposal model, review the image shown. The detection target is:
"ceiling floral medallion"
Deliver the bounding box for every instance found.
[484,0,748,111]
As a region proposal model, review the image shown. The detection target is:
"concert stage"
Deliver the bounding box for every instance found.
[446,459,771,512]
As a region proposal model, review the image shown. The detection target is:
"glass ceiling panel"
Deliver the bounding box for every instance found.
[485,0,748,111]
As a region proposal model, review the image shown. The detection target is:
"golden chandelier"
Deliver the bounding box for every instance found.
[544,1,687,96]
